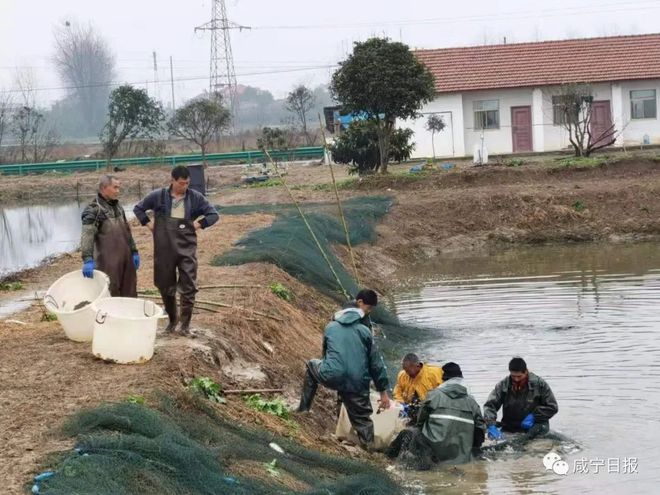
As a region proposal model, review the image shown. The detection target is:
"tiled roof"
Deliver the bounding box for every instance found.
[415,33,660,93]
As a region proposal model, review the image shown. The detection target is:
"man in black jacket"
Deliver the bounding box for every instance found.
[483,357,558,439]
[133,166,219,335]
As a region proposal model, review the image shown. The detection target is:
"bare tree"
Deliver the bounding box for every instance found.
[9,69,59,163]
[285,85,315,145]
[11,106,42,162]
[168,93,231,164]
[0,92,12,163]
[553,84,616,157]
[425,114,446,162]
[53,20,116,135]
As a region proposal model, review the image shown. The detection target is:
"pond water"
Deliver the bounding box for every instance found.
[0,201,135,278]
[0,202,83,278]
[389,242,660,495]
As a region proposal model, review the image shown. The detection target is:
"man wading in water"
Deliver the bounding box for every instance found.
[134,165,219,335]
[81,175,139,296]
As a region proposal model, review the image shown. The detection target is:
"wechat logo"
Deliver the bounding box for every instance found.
[544,451,569,476]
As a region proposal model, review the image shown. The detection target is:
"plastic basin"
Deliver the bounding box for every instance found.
[43,270,111,342]
[91,297,165,364]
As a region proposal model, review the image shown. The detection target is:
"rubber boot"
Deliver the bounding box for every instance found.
[296,363,320,412]
[178,300,194,336]
[162,294,178,333]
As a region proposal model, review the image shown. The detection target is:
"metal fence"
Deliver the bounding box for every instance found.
[0,146,324,176]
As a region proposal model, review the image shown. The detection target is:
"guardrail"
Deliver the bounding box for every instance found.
[0,146,325,176]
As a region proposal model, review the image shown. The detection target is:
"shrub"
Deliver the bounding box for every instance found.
[329,120,415,175]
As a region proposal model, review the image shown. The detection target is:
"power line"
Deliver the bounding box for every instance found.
[195,0,247,127]
[248,0,660,30]
[0,65,337,95]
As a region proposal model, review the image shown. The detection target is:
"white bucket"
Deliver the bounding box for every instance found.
[91,297,165,364]
[335,392,406,450]
[43,270,111,342]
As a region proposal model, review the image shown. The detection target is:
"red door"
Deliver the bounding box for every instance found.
[511,106,533,152]
[591,100,614,148]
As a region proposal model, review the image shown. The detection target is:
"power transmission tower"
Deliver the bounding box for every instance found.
[195,0,249,130]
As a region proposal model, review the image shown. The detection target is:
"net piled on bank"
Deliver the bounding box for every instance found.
[215,195,434,357]
[37,394,402,494]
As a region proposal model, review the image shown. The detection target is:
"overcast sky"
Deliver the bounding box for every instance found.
[1,0,659,107]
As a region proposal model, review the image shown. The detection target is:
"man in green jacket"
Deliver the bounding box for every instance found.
[296,289,390,449]
[393,362,485,467]
[483,357,558,439]
[80,175,139,296]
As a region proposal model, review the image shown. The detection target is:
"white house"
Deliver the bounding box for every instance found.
[406,33,660,159]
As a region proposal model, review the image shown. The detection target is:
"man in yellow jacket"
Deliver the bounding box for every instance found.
[393,353,444,413]
[385,354,443,459]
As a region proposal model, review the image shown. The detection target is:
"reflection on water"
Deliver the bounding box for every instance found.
[0,203,83,277]
[391,243,660,495]
[0,201,134,277]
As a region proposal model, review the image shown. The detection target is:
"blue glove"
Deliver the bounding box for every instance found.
[133,253,140,270]
[399,403,410,419]
[82,260,95,278]
[521,413,535,430]
[487,424,503,440]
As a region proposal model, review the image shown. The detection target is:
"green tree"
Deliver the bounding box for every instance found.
[100,85,163,169]
[168,94,231,164]
[425,114,446,162]
[331,38,435,173]
[257,126,290,151]
[285,85,315,145]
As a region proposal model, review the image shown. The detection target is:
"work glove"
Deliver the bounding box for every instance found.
[487,424,503,440]
[133,252,140,270]
[521,413,535,430]
[399,403,410,419]
[82,260,95,278]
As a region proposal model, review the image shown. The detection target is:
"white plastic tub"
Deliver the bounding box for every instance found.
[43,270,111,342]
[91,297,165,364]
[335,392,406,450]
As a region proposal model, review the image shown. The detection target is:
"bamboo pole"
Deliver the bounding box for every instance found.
[139,294,284,322]
[198,284,264,289]
[193,305,221,313]
[224,388,283,395]
[318,113,360,286]
[262,147,351,301]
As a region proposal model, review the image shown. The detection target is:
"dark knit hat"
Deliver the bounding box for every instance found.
[442,362,463,379]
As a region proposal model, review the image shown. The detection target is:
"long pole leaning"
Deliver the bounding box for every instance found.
[262,147,351,301]
[318,113,360,286]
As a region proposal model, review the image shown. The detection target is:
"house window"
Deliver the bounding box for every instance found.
[474,100,499,129]
[630,89,656,119]
[552,95,579,125]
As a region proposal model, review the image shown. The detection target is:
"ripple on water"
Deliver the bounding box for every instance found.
[390,243,660,494]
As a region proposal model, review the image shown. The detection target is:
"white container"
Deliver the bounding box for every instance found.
[91,297,165,364]
[335,392,406,450]
[43,270,111,342]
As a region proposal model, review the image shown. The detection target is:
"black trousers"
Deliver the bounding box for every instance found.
[297,360,375,446]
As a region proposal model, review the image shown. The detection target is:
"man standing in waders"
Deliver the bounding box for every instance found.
[133,165,219,335]
[81,175,139,296]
